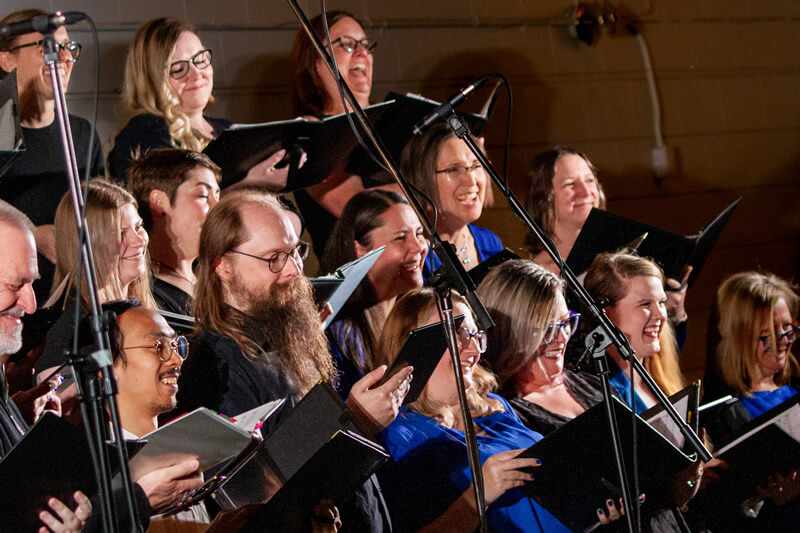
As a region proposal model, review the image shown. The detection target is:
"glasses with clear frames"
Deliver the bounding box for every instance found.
[6,39,82,62]
[542,311,581,345]
[124,336,189,362]
[330,36,377,54]
[435,163,484,182]
[169,49,212,79]
[231,241,310,274]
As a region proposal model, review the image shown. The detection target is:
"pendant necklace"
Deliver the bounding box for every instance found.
[459,230,470,265]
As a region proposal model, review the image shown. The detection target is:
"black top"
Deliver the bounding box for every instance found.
[0,372,27,459]
[152,277,191,316]
[35,298,81,374]
[107,113,231,182]
[0,114,104,226]
[510,369,605,437]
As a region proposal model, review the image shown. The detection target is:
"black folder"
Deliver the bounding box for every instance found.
[566,199,740,284]
[517,396,693,532]
[379,316,465,405]
[0,413,97,530]
[0,71,23,179]
[467,249,520,287]
[211,382,387,524]
[709,393,800,504]
[203,102,392,192]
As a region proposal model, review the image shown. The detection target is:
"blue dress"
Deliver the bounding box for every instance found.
[609,365,650,415]
[739,385,798,418]
[379,394,572,532]
[422,224,503,279]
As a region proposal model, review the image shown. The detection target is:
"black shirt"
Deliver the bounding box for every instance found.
[152,277,191,316]
[107,113,231,182]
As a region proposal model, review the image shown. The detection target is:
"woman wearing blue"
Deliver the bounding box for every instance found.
[582,252,687,414]
[375,288,575,532]
[400,123,503,279]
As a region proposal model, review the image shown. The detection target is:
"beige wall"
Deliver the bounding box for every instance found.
[11,0,799,380]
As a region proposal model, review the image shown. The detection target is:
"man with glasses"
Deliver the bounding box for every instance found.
[0,8,103,305]
[179,190,406,532]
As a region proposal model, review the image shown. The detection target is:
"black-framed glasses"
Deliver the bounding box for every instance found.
[759,324,800,350]
[330,36,377,54]
[435,163,484,182]
[457,327,487,354]
[231,241,310,273]
[124,336,189,362]
[6,39,82,62]
[542,311,581,345]
[169,49,212,80]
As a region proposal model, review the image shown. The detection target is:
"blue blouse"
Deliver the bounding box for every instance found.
[378,394,571,532]
[739,385,798,418]
[609,365,650,415]
[422,224,503,279]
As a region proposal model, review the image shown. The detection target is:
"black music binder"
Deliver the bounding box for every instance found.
[0,71,23,179]
[378,316,465,405]
[641,381,701,451]
[517,396,694,532]
[467,248,520,287]
[566,199,740,284]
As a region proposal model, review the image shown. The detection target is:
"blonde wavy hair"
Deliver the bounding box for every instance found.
[375,288,504,428]
[716,271,800,396]
[51,179,156,310]
[584,252,685,396]
[122,17,212,152]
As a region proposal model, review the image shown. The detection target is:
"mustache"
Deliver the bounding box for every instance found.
[0,307,24,318]
[158,368,181,379]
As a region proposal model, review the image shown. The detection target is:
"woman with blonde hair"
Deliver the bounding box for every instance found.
[375,288,579,532]
[35,179,157,375]
[108,17,287,188]
[583,252,685,413]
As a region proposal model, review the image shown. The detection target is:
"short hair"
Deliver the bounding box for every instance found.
[126,148,221,231]
[716,271,800,396]
[0,9,47,54]
[319,189,411,372]
[52,179,157,309]
[290,10,360,117]
[78,299,143,366]
[375,287,503,428]
[193,190,286,356]
[0,198,35,234]
[477,260,565,395]
[524,148,607,255]
[122,17,211,152]
[583,252,685,396]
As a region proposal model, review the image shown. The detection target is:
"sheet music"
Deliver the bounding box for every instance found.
[643,395,690,449]
[231,398,286,432]
[0,100,16,150]
[775,404,800,441]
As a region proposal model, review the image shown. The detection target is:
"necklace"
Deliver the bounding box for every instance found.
[154,260,195,287]
[458,230,470,265]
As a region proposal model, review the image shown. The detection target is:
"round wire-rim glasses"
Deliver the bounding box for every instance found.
[124,336,189,362]
[231,241,310,273]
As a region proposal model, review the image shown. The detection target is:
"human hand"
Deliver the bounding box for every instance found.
[596,497,623,525]
[481,449,540,507]
[311,498,342,532]
[672,454,703,508]
[37,491,91,533]
[11,376,62,425]
[34,225,56,264]
[136,459,204,513]
[757,469,800,507]
[347,365,413,435]
[699,457,727,490]
[238,149,290,191]
[665,266,691,325]
[4,341,44,395]
[318,302,334,329]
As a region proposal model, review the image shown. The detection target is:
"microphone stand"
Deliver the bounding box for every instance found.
[438,111,713,531]
[42,32,141,532]
[285,3,493,531]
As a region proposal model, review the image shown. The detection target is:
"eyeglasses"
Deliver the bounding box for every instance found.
[759,324,800,350]
[231,241,310,273]
[330,36,377,54]
[457,327,487,354]
[435,163,483,182]
[169,49,212,80]
[124,336,189,362]
[6,39,82,62]
[542,311,581,345]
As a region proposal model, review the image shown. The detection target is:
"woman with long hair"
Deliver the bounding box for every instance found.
[108,17,287,189]
[320,189,426,397]
[374,288,579,532]
[400,122,502,277]
[35,179,157,375]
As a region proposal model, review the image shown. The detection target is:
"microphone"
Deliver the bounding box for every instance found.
[412,74,492,135]
[0,12,86,39]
